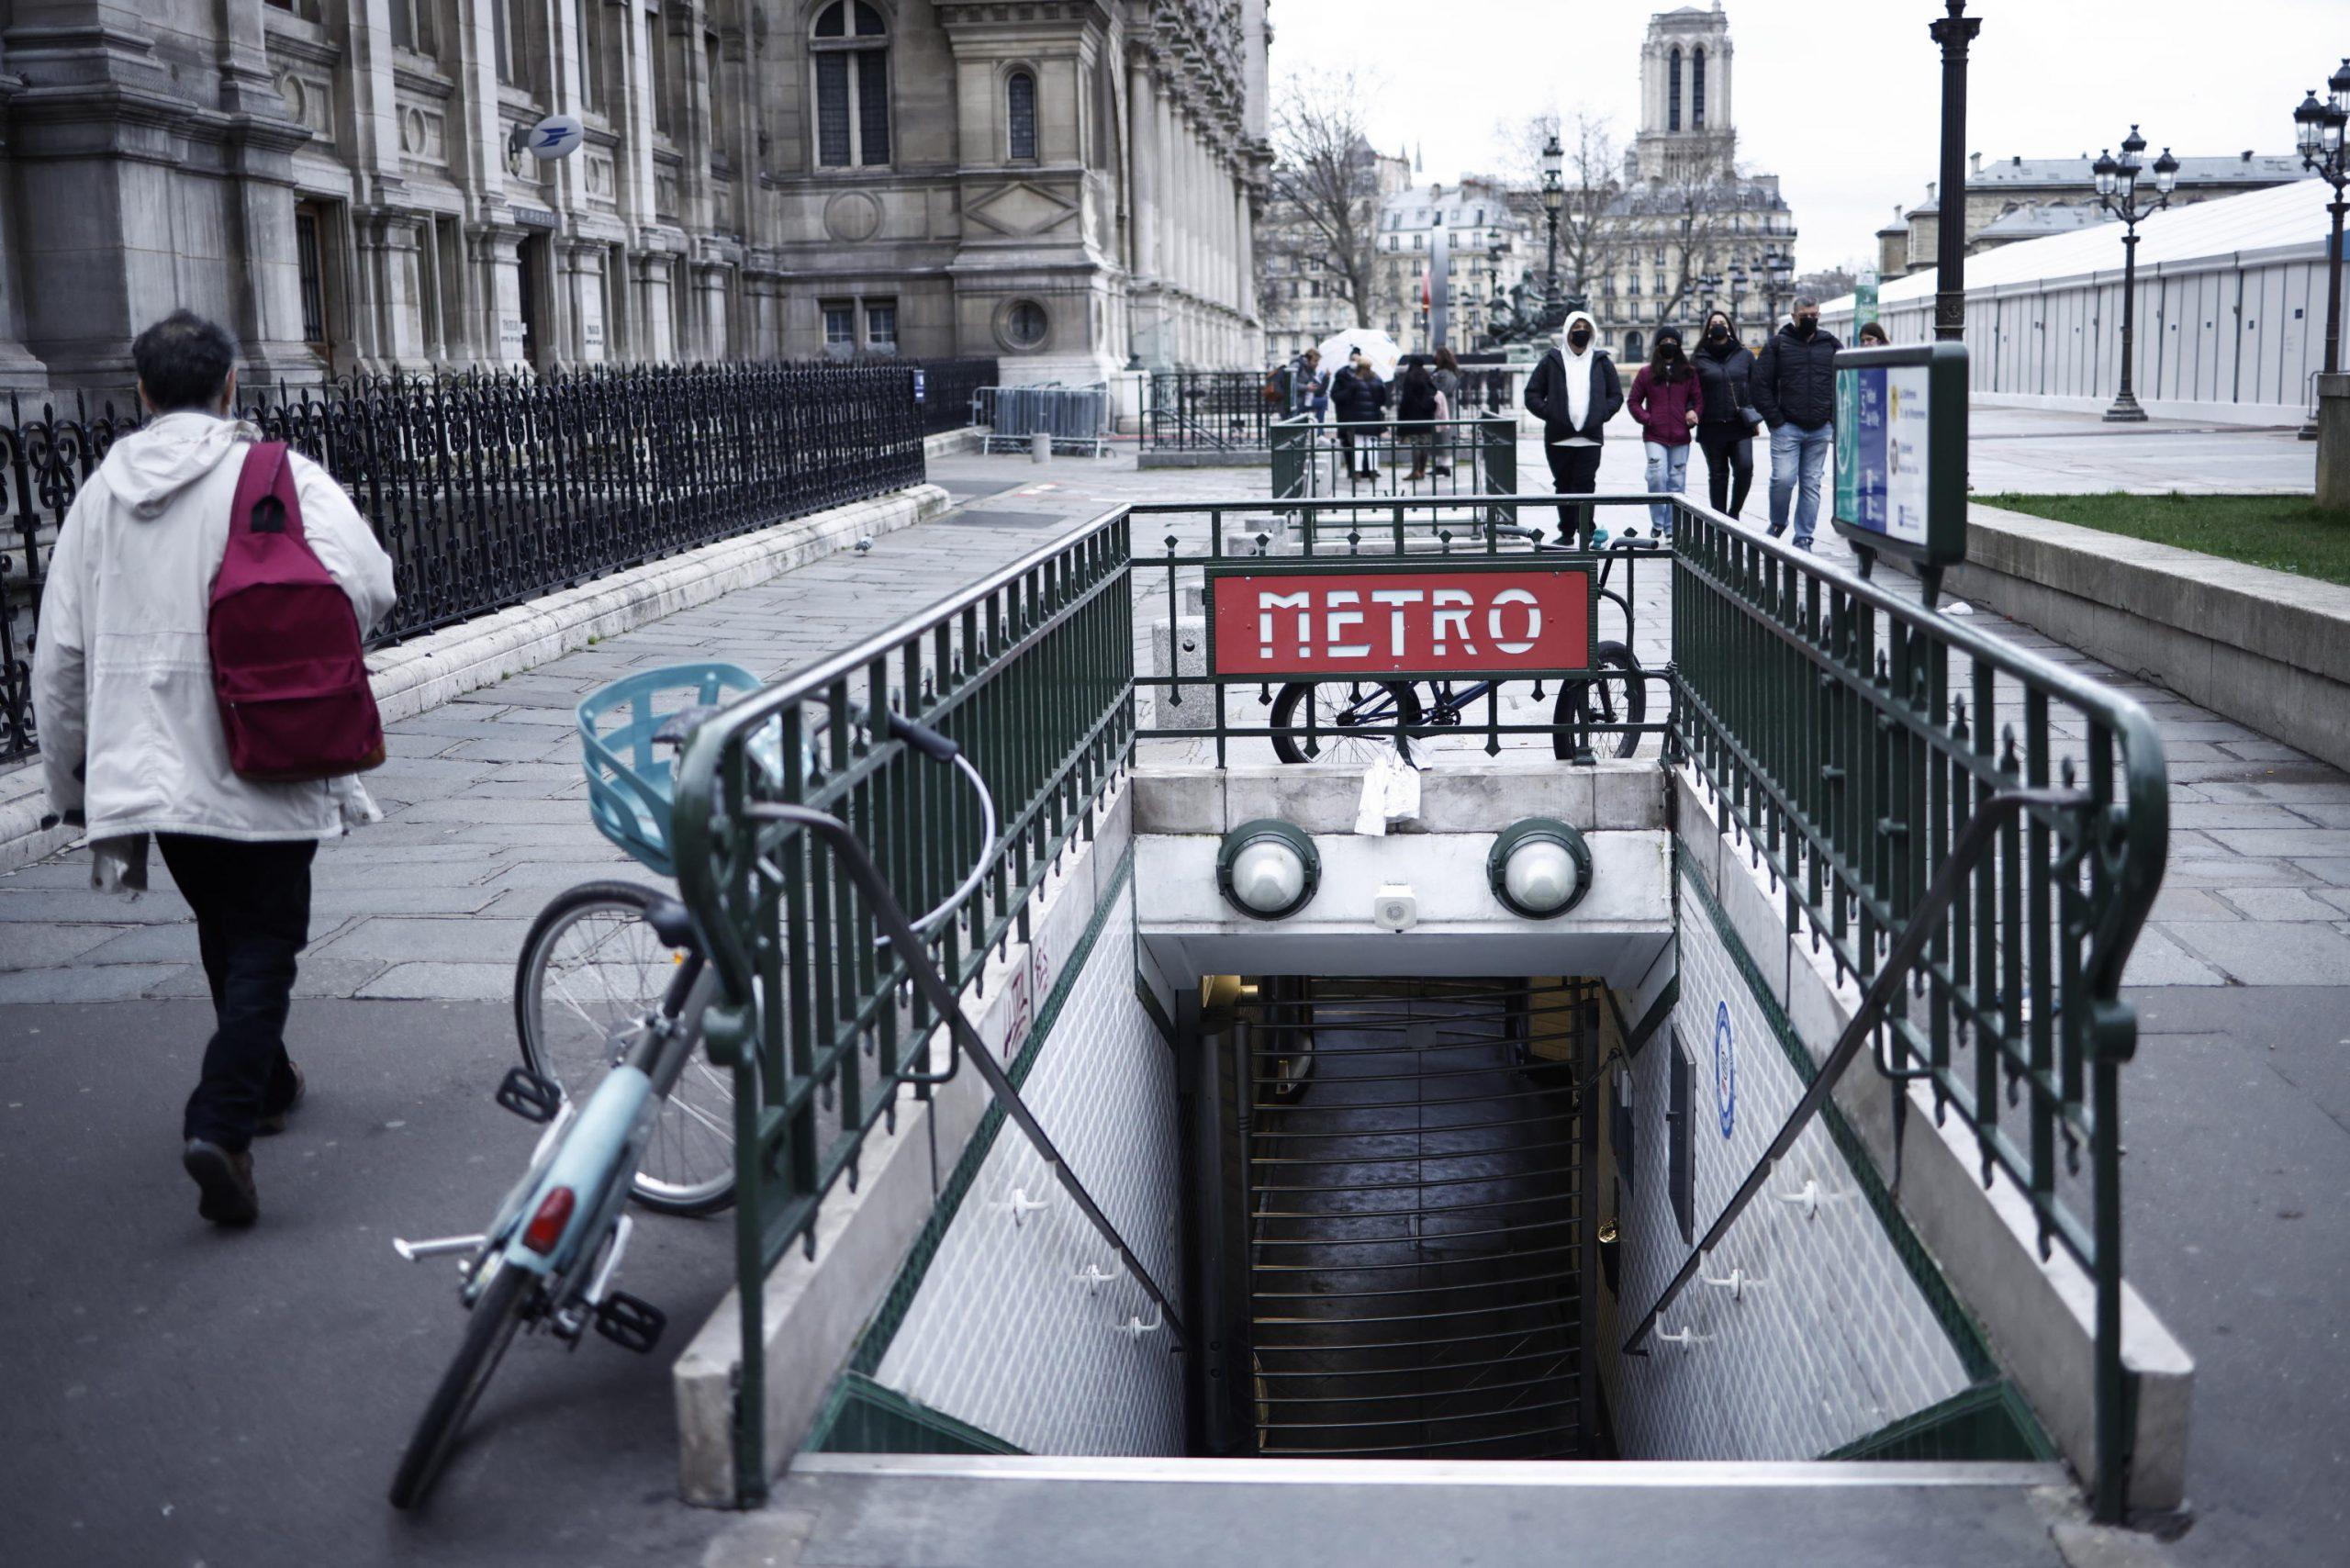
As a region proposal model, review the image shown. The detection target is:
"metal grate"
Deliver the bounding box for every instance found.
[1242,979,1596,1460]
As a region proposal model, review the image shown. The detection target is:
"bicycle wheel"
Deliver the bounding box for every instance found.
[1552,642,1650,759]
[388,1263,533,1510]
[514,881,735,1216]
[1270,680,1423,766]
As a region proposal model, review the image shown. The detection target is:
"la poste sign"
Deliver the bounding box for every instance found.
[1207,563,1593,678]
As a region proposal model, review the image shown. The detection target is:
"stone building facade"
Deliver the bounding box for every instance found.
[1255,137,1409,364]
[1584,4,1796,359]
[1874,151,2305,282]
[0,0,1265,389]
[1371,179,1532,350]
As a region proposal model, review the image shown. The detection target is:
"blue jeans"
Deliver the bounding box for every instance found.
[1642,440,1690,533]
[1768,422,1832,547]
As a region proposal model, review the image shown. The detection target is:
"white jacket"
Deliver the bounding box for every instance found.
[32,410,397,843]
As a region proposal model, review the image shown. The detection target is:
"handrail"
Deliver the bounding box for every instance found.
[1621,784,2087,1359]
[746,799,1187,1345]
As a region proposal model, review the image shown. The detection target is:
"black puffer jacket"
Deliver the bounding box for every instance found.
[1522,348,1624,444]
[1329,365,1389,423]
[1751,322,1841,431]
[1693,339,1756,429]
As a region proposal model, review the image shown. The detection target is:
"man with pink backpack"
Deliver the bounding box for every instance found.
[32,311,396,1226]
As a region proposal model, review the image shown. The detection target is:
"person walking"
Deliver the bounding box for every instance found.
[1692,309,1761,520]
[31,311,397,1226]
[1856,320,1891,348]
[1329,348,1389,480]
[1396,358,1441,482]
[1626,327,1701,538]
[1430,346,1464,477]
[1751,295,1841,550]
[1522,308,1622,543]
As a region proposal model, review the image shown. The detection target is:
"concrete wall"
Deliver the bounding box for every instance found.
[1603,861,1975,1460]
[862,862,1187,1455]
[1929,503,2350,775]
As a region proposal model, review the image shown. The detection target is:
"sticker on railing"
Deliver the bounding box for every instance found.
[1206,564,1594,678]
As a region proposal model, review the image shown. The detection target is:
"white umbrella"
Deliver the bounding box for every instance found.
[1314,328,1403,383]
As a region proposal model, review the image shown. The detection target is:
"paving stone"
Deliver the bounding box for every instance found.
[2166,803,2319,831]
[2168,920,2350,986]
[2315,889,2350,918]
[2206,830,2350,858]
[2216,887,2344,923]
[0,964,185,1002]
[2148,888,2235,923]
[354,962,513,1001]
[76,924,206,965]
[397,797,589,825]
[2285,803,2350,829]
[0,923,133,969]
[314,916,534,964]
[306,885,509,920]
[2123,926,2229,987]
[2287,859,2350,888]
[0,890,195,923]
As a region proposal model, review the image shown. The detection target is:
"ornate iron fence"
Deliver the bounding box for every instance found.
[1144,370,1280,451]
[909,356,997,435]
[1270,413,1517,504]
[0,362,925,766]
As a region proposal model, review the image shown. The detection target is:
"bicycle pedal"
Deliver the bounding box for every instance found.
[594,1292,666,1355]
[495,1066,563,1125]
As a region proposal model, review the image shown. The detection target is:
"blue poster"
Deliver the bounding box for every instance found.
[1834,364,1930,547]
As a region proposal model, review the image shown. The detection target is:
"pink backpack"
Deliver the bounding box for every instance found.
[207,442,386,782]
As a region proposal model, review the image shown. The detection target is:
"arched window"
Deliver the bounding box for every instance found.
[1693,48,1707,129]
[812,1,890,168]
[1667,47,1681,133]
[1625,330,1645,361]
[1007,70,1037,162]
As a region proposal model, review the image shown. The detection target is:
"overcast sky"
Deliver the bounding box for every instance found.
[1268,0,2339,274]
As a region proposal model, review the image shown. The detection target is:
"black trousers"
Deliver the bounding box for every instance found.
[156,834,317,1152]
[1697,425,1755,518]
[1544,442,1605,541]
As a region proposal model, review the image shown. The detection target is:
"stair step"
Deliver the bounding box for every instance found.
[725,1455,2076,1568]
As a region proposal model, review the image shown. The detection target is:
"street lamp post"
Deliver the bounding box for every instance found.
[1765,249,1793,327]
[2294,61,2350,439]
[1929,1,1981,341]
[2093,127,2179,422]
[1540,133,1565,324]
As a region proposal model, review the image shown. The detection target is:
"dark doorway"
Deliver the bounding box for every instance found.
[517,232,550,367]
[293,200,333,368]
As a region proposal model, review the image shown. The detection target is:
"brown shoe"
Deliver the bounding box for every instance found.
[257,1063,306,1137]
[184,1138,259,1226]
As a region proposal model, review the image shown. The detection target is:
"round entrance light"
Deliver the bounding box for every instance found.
[1217,820,1320,921]
[1488,818,1594,920]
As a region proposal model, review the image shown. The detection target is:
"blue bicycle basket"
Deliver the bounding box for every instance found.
[578,662,765,877]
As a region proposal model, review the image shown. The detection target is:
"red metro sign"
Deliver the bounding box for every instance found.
[1209,565,1594,679]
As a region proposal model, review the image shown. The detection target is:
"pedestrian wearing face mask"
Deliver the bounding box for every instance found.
[1329,349,1390,480]
[1522,309,1621,542]
[1693,309,1760,520]
[1751,295,1841,550]
[1626,326,1700,539]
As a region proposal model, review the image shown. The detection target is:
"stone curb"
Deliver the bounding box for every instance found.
[1930,503,2350,772]
[0,483,950,874]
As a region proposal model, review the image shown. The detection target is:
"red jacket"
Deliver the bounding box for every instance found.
[1627,365,1702,447]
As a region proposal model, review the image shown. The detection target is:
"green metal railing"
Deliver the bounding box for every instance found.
[1669,499,2167,1521]
[668,511,1136,1504]
[1271,413,1517,505]
[664,483,2165,1518]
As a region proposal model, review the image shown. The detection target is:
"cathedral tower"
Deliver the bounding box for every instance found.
[1634,4,1736,182]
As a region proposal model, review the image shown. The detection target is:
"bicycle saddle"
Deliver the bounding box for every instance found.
[642,896,699,952]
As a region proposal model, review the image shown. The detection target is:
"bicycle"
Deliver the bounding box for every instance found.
[386,663,997,1510]
[1269,528,1661,766]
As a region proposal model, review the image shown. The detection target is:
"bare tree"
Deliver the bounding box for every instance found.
[1636,137,1747,330]
[1491,109,1618,300]
[1267,73,1391,330]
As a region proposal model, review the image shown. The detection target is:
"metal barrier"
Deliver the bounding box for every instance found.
[663,486,2165,1516]
[0,363,926,767]
[1144,370,1281,452]
[972,383,1113,456]
[1669,499,2167,1521]
[910,356,999,435]
[1270,414,1517,507]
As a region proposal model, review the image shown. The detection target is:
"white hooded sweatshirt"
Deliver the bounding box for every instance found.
[1555,309,1604,448]
[32,410,397,843]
